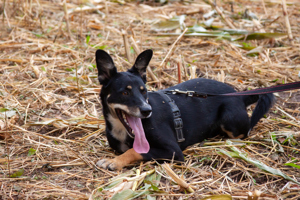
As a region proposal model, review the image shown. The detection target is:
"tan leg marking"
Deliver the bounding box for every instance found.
[96,148,143,171]
[221,125,245,139]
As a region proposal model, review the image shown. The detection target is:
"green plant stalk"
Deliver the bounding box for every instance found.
[218,140,300,185]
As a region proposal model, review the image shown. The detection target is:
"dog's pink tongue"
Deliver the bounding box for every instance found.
[125,114,150,154]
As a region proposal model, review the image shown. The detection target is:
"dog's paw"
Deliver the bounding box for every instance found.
[96,149,143,171]
[96,158,121,171]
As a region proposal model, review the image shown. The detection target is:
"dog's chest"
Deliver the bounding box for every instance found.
[107,114,130,152]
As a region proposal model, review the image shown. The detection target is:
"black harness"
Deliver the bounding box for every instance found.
[157,91,185,143]
[154,80,300,143]
[147,81,300,143]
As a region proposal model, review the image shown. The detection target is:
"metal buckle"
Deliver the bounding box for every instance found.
[171,89,195,97]
[174,118,185,142]
[171,89,182,94]
[174,118,183,129]
[173,111,181,118]
[176,128,185,142]
[187,91,194,97]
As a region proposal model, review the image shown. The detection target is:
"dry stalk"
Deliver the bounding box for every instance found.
[29,0,33,13]
[261,0,267,15]
[4,110,10,176]
[0,177,31,181]
[80,128,104,141]
[105,0,109,17]
[12,124,84,144]
[65,146,94,168]
[2,0,6,23]
[122,30,133,63]
[281,0,293,40]
[162,163,194,193]
[75,62,81,98]
[177,61,181,84]
[180,55,188,81]
[80,1,83,38]
[2,0,11,28]
[63,0,72,40]
[276,106,299,123]
[35,0,43,31]
[140,22,145,50]
[159,28,188,69]
[208,0,236,29]
[130,36,140,55]
[130,36,159,83]
[132,168,140,191]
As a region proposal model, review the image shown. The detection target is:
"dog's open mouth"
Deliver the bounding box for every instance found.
[115,109,134,138]
[115,109,150,154]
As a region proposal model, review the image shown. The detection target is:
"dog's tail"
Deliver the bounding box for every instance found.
[243,93,275,131]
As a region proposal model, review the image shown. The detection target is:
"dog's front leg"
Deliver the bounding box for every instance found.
[96,148,143,171]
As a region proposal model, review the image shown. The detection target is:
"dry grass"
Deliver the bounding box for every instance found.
[0,0,300,199]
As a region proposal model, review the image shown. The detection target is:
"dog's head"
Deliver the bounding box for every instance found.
[95,49,153,118]
[95,50,153,153]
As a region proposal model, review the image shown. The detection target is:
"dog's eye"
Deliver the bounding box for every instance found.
[140,88,147,95]
[122,91,129,95]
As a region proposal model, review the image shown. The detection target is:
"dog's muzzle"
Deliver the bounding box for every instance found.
[140,104,152,118]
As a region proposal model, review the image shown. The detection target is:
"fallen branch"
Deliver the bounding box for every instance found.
[162,163,194,193]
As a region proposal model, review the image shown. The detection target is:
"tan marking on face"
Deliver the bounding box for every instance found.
[107,114,127,142]
[127,85,132,89]
[140,86,144,90]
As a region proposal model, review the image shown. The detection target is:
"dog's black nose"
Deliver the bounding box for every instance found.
[140,106,152,118]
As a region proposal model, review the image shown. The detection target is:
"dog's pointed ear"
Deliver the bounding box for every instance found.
[129,49,153,83]
[95,50,117,85]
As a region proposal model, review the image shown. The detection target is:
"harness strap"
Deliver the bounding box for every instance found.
[157,92,185,143]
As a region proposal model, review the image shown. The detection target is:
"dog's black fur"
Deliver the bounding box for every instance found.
[95,49,275,170]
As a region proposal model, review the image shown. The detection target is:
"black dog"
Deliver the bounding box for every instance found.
[95,49,274,170]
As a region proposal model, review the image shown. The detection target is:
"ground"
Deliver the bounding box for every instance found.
[0,0,300,199]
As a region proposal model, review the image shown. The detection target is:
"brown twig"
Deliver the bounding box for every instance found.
[105,0,109,17]
[63,0,72,40]
[177,60,181,84]
[4,110,10,177]
[122,30,133,63]
[180,55,189,81]
[80,1,83,39]
[159,28,188,69]
[281,0,293,40]
[2,0,6,24]
[261,0,267,15]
